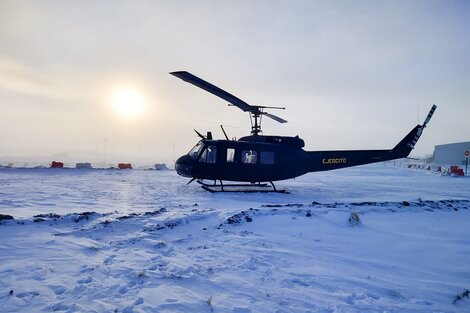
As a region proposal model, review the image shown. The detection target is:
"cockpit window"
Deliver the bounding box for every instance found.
[199,145,217,163]
[188,141,204,160]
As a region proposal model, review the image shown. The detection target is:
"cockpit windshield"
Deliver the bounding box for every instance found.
[188,141,204,159]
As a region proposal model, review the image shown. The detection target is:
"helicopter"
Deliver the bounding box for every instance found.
[171,71,436,192]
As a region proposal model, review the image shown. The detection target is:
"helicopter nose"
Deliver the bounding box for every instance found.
[175,155,194,178]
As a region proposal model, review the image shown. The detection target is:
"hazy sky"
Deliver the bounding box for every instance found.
[1,0,469,165]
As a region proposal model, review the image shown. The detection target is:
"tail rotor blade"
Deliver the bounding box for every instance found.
[422,104,437,128]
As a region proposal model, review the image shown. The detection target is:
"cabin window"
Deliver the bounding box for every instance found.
[226,148,235,163]
[199,145,217,163]
[260,151,275,164]
[241,150,257,164]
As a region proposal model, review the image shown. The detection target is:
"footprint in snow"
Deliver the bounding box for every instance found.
[118,286,128,294]
[232,307,251,313]
[291,278,310,287]
[160,247,175,257]
[387,288,404,299]
[134,297,144,305]
[47,302,70,312]
[366,292,380,300]
[77,277,93,284]
[147,264,159,270]
[122,305,135,313]
[79,265,95,273]
[49,285,66,295]
[103,254,116,265]
[16,291,40,298]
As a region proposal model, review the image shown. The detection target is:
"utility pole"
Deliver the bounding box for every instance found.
[104,137,108,166]
[466,156,468,175]
[465,150,469,175]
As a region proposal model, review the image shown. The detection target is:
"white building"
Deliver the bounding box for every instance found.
[433,141,470,165]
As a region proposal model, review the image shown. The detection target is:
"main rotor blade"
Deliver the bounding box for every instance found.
[170,71,252,112]
[263,112,288,123]
[194,129,206,139]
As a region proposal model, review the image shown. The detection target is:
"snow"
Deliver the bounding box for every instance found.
[1,164,469,312]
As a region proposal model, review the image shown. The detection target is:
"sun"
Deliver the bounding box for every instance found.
[112,89,145,117]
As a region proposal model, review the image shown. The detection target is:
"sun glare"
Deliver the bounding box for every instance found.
[112,89,145,117]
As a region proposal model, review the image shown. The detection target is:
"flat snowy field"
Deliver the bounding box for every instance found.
[1,164,469,312]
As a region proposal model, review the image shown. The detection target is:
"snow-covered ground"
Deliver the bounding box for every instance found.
[1,164,469,312]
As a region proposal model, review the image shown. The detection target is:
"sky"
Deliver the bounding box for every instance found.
[0,0,469,165]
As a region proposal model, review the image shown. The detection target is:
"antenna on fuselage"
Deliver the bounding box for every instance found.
[220,125,229,140]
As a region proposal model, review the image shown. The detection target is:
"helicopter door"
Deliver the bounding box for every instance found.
[260,151,275,164]
[198,145,217,163]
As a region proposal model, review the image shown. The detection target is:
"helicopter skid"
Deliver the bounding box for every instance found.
[197,180,288,193]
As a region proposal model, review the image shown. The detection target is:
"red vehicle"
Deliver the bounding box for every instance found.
[50,161,64,168]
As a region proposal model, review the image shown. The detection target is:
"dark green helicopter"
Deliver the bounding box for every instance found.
[172,71,436,192]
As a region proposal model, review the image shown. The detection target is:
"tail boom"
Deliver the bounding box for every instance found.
[306,105,436,173]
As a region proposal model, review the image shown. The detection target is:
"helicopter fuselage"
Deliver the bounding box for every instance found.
[174,125,426,183]
[176,135,308,182]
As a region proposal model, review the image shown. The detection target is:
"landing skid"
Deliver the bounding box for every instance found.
[197,180,288,193]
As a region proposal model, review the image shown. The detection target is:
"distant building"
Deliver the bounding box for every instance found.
[155,163,169,170]
[76,162,92,169]
[433,141,470,165]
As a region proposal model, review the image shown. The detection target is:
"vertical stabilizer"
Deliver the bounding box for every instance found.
[392,104,437,157]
